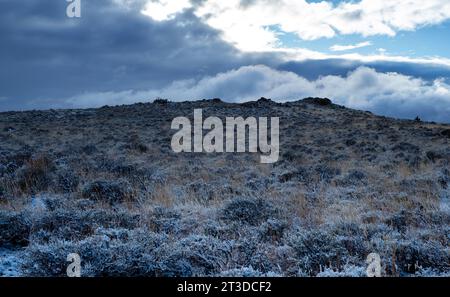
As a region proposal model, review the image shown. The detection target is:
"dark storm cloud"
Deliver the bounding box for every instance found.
[0,0,280,110]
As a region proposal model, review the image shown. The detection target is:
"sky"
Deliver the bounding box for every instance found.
[1,0,450,122]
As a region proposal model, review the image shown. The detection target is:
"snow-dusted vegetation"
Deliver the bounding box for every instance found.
[0,98,449,276]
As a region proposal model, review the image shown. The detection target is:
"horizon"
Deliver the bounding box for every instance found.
[1,96,449,125]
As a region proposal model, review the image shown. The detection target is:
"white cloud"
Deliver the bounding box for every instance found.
[61,65,450,123]
[278,48,450,68]
[330,41,372,52]
[141,0,191,21]
[141,0,450,52]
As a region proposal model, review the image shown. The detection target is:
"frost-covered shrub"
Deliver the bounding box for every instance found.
[415,267,450,277]
[156,254,193,277]
[411,225,449,246]
[202,219,223,238]
[80,144,98,155]
[230,232,298,275]
[285,228,351,275]
[159,235,232,276]
[278,168,309,183]
[259,219,287,242]
[329,222,369,256]
[0,211,31,246]
[221,197,278,225]
[23,239,77,276]
[385,209,427,232]
[32,195,65,212]
[245,176,272,193]
[219,267,281,277]
[314,165,341,182]
[56,170,79,193]
[145,206,180,234]
[23,229,168,277]
[427,210,450,226]
[83,209,141,229]
[361,210,384,224]
[369,233,450,276]
[31,210,94,241]
[336,170,367,186]
[75,199,96,210]
[183,180,239,204]
[393,240,450,275]
[272,245,301,276]
[186,181,214,203]
[28,229,53,245]
[30,209,140,241]
[316,264,366,277]
[82,244,157,276]
[248,245,279,273]
[82,180,132,205]
[228,233,259,267]
[125,134,148,153]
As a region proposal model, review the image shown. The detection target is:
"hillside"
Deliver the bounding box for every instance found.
[0,98,449,276]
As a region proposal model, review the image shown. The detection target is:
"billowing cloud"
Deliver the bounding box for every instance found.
[143,0,450,51]
[330,41,372,52]
[52,65,450,123]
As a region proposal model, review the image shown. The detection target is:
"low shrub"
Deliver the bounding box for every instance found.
[23,230,167,277]
[82,180,132,205]
[0,211,31,247]
[221,197,279,226]
[160,235,232,276]
[16,155,55,194]
[285,228,351,275]
[259,219,287,242]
